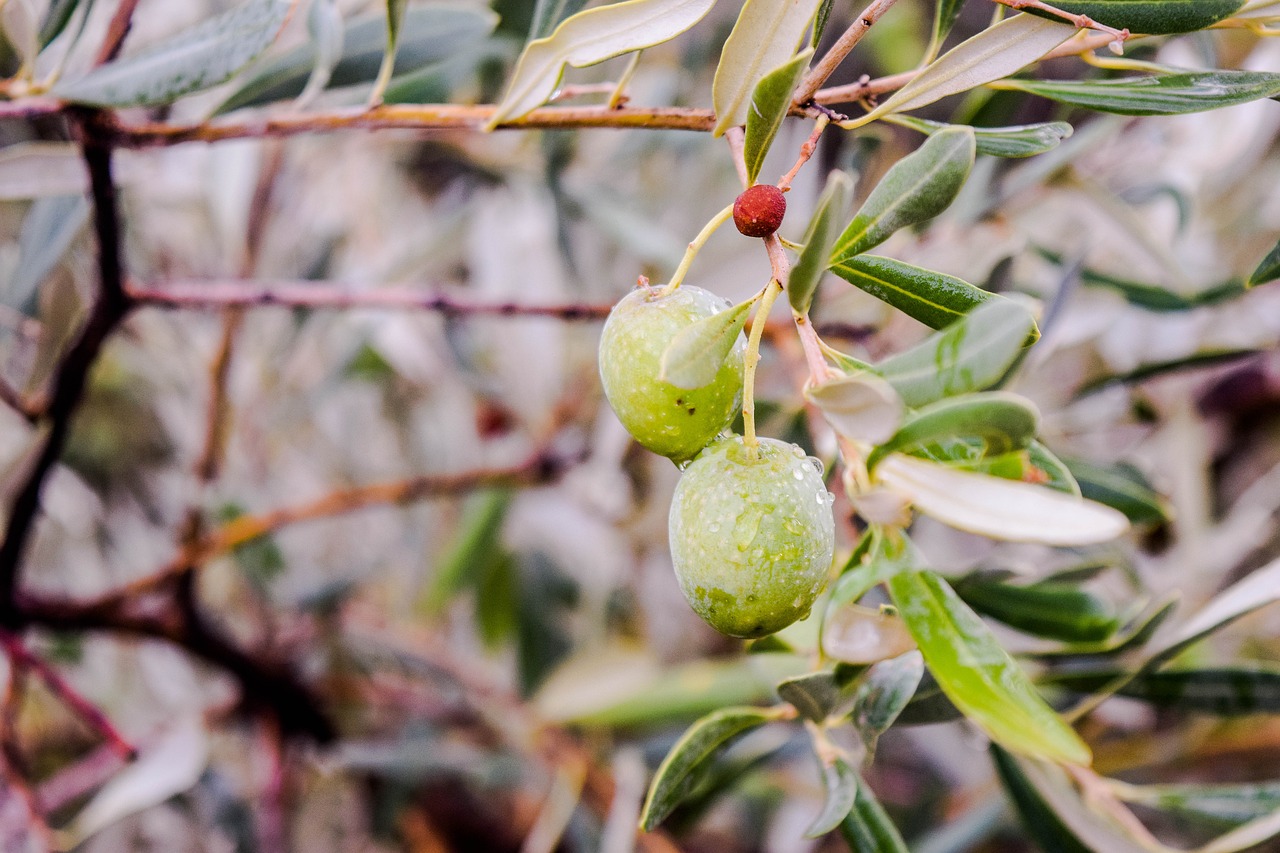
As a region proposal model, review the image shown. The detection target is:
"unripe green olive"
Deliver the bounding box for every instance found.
[598,284,745,463]
[669,436,836,638]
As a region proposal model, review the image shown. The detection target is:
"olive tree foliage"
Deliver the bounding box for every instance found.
[0,0,1278,849]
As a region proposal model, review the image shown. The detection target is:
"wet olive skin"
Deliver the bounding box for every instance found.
[669,436,836,638]
[598,285,745,463]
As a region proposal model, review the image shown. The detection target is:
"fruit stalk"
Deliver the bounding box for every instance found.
[660,203,735,296]
[743,279,783,453]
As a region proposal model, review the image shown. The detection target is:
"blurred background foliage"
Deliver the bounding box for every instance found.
[0,0,1279,851]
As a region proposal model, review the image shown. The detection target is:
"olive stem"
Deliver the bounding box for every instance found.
[607,51,643,109]
[793,313,839,385]
[659,203,735,296]
[777,114,829,192]
[743,279,783,454]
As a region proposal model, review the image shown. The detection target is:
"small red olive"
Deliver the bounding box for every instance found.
[732,184,787,238]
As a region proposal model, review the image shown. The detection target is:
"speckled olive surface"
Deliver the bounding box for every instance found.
[598,285,745,463]
[669,436,836,638]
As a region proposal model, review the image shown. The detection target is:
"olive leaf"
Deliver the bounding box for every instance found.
[849,14,1076,128]
[953,577,1119,642]
[777,670,858,722]
[994,70,1280,117]
[805,755,859,837]
[488,0,716,128]
[875,453,1130,546]
[712,0,824,135]
[1249,238,1280,287]
[1062,457,1171,526]
[850,651,924,750]
[55,0,296,106]
[659,296,753,389]
[639,706,783,830]
[804,372,905,444]
[1026,0,1244,35]
[830,126,975,260]
[789,170,853,315]
[866,392,1041,471]
[840,782,909,852]
[743,49,813,184]
[886,115,1074,159]
[887,570,1093,765]
[830,256,995,331]
[369,0,408,105]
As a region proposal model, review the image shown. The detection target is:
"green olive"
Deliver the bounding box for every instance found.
[669,436,835,638]
[598,284,745,463]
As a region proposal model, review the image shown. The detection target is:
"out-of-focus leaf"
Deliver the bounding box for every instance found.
[216,503,286,588]
[831,126,975,260]
[711,0,823,135]
[777,669,858,722]
[1152,557,1280,666]
[804,371,904,445]
[991,747,1112,853]
[55,0,294,106]
[850,650,924,750]
[218,6,499,113]
[5,195,89,316]
[1113,780,1280,831]
[1249,238,1280,287]
[743,49,812,183]
[529,0,590,39]
[953,577,1118,642]
[1028,595,1178,660]
[930,0,967,51]
[994,70,1280,117]
[1062,457,1171,526]
[895,670,963,725]
[831,255,997,332]
[1078,350,1261,398]
[788,169,852,315]
[659,296,752,389]
[823,604,918,665]
[0,143,87,200]
[64,718,210,847]
[867,392,1040,470]
[806,756,858,837]
[877,453,1130,545]
[1043,666,1280,715]
[4,0,39,69]
[887,115,1073,158]
[369,0,409,104]
[874,298,1036,405]
[1202,810,1280,853]
[39,0,84,47]
[887,570,1092,764]
[296,0,344,108]
[639,706,784,830]
[422,489,511,613]
[488,0,716,128]
[852,15,1075,127]
[1025,0,1244,34]
[1030,442,1082,497]
[840,779,909,852]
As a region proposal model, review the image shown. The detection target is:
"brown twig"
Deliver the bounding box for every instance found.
[777,115,829,191]
[127,280,616,319]
[793,0,902,106]
[93,0,143,65]
[0,378,35,423]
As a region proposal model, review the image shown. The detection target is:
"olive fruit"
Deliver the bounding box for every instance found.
[669,436,835,638]
[598,284,745,463]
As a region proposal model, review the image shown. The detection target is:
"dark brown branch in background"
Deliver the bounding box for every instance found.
[129,280,615,320]
[0,112,133,618]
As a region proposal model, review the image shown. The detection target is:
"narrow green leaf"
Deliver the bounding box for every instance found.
[1037,250,1250,310]
[930,0,967,49]
[1044,666,1280,716]
[850,650,924,745]
[867,392,1041,471]
[1203,810,1280,853]
[877,454,1130,545]
[743,49,813,184]
[217,6,498,113]
[805,756,858,838]
[990,747,1105,853]
[995,70,1280,117]
[777,670,858,722]
[789,170,853,315]
[811,0,835,46]
[1025,0,1245,35]
[39,0,84,47]
[887,115,1074,158]
[1029,442,1082,497]
[1249,238,1280,287]
[832,255,995,332]
[839,780,909,852]
[488,0,717,128]
[1078,349,1260,398]
[55,0,295,107]
[886,570,1093,764]
[5,195,89,316]
[954,578,1118,643]
[529,0,590,40]
[659,296,752,389]
[711,0,823,135]
[422,489,512,613]
[855,14,1076,126]
[1114,779,1280,831]
[1028,595,1177,660]
[369,0,409,105]
[1062,457,1171,526]
[639,706,782,830]
[876,298,1036,406]
[832,127,975,259]
[804,371,904,445]
[1153,556,1280,667]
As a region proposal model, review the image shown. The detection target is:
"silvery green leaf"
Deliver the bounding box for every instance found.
[789,170,852,315]
[840,782,909,851]
[369,0,408,104]
[805,756,858,837]
[659,296,752,389]
[1026,0,1244,34]
[55,0,295,106]
[743,48,813,183]
[804,372,904,444]
[867,392,1041,471]
[851,650,924,747]
[887,115,1073,159]
[488,0,717,128]
[996,70,1280,117]
[830,255,995,332]
[1250,238,1280,287]
[712,0,824,135]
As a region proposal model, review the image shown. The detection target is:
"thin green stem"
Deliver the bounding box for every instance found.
[607,51,642,109]
[743,279,783,454]
[659,203,735,296]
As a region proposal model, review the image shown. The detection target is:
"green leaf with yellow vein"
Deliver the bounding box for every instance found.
[831,255,994,333]
[743,49,812,183]
[712,0,823,135]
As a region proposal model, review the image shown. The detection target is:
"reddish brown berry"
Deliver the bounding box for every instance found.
[732,184,787,238]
